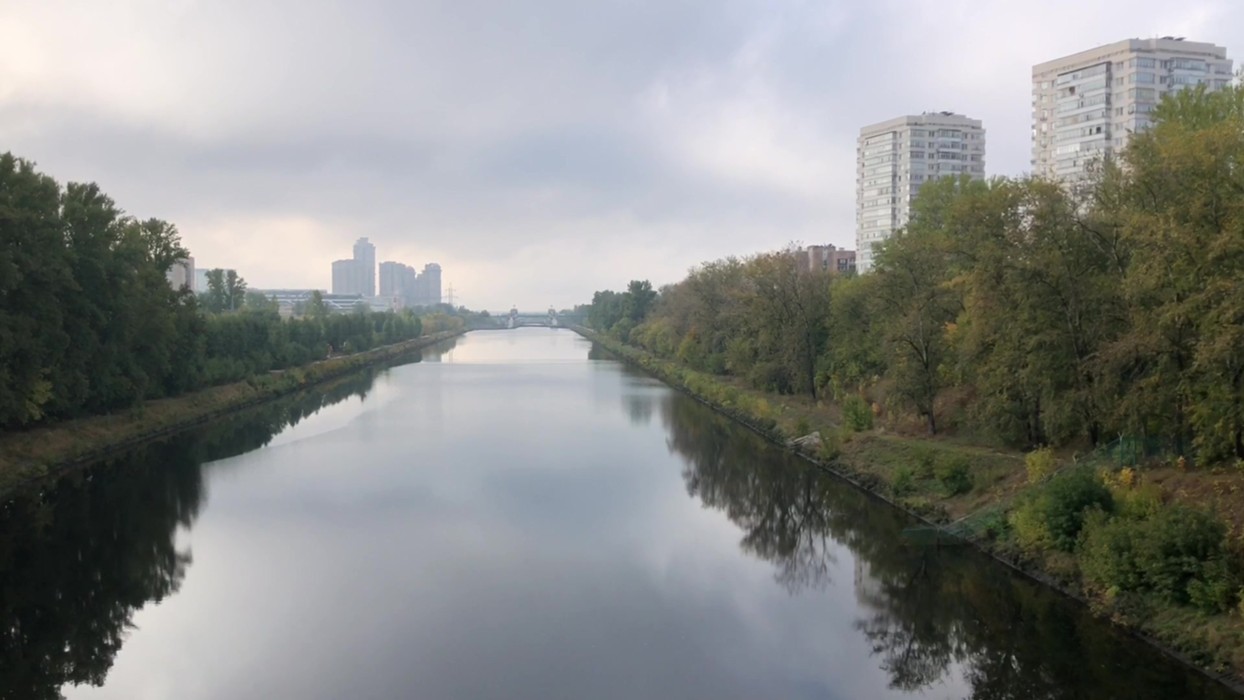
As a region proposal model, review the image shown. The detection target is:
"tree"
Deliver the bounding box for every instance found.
[950,178,1123,447]
[743,249,831,398]
[224,270,247,312]
[871,184,963,434]
[202,269,247,313]
[623,279,657,323]
[1104,84,1244,460]
[0,154,71,425]
[202,269,225,313]
[307,290,329,320]
[243,291,278,314]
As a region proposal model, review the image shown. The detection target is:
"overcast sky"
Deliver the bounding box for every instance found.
[2,1,1240,310]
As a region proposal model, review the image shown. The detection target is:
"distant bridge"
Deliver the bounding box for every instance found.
[506,307,560,328]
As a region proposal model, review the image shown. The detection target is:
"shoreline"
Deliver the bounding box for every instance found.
[568,324,1244,695]
[0,330,464,500]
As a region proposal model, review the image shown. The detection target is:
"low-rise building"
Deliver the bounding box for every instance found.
[798,245,857,275]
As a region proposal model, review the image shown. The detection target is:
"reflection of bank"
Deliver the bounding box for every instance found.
[418,335,460,363]
[0,370,392,700]
[0,443,206,698]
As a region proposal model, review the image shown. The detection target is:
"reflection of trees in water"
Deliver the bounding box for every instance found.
[853,556,964,692]
[0,444,203,700]
[620,372,662,427]
[418,336,459,363]
[658,391,1235,700]
[0,368,383,700]
[624,392,656,427]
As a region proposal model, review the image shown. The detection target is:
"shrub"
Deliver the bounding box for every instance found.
[753,398,772,420]
[842,394,874,432]
[935,455,973,496]
[976,510,1010,541]
[748,361,790,394]
[1114,483,1163,520]
[1079,504,1239,612]
[892,465,916,497]
[1009,467,1113,552]
[1024,446,1056,484]
[818,428,844,461]
[795,417,812,436]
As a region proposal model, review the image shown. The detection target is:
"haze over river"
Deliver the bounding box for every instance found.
[2,329,1233,699]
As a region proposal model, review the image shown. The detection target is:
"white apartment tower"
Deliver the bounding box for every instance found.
[1032,37,1232,181]
[855,112,985,273]
[352,237,377,297]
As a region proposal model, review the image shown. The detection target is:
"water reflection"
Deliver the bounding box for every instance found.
[657,389,1235,699]
[0,369,385,700]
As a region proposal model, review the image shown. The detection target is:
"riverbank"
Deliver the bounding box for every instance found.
[570,325,1244,693]
[0,330,463,499]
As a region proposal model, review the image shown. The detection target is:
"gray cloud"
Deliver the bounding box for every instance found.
[3,0,1241,308]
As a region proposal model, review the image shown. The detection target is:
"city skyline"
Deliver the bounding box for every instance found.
[3,1,1242,308]
[333,237,444,307]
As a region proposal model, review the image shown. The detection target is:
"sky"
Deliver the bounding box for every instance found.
[1,0,1240,310]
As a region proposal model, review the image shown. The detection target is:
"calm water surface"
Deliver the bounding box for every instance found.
[0,329,1234,699]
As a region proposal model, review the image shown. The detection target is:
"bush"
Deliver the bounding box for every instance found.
[892,465,916,497]
[912,446,937,480]
[1114,483,1163,520]
[1025,446,1056,484]
[1009,467,1113,552]
[795,416,812,436]
[818,428,844,461]
[748,361,792,394]
[935,455,973,496]
[842,394,874,432]
[1079,504,1239,612]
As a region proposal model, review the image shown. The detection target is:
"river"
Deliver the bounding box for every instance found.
[0,328,1233,699]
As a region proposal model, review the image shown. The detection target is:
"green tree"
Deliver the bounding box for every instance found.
[951,178,1124,447]
[307,290,329,320]
[243,290,278,314]
[1102,84,1244,460]
[871,189,962,434]
[742,249,831,398]
[0,154,71,425]
[623,279,657,323]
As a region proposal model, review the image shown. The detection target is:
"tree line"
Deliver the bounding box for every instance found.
[585,84,1244,465]
[0,153,425,430]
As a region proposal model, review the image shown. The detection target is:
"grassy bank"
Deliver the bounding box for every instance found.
[571,325,1244,691]
[0,330,463,498]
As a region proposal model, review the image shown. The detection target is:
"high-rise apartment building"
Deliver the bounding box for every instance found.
[332,259,364,296]
[352,237,376,297]
[165,256,195,291]
[855,112,985,273]
[379,260,420,306]
[1032,37,1232,181]
[330,237,381,297]
[416,263,442,306]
